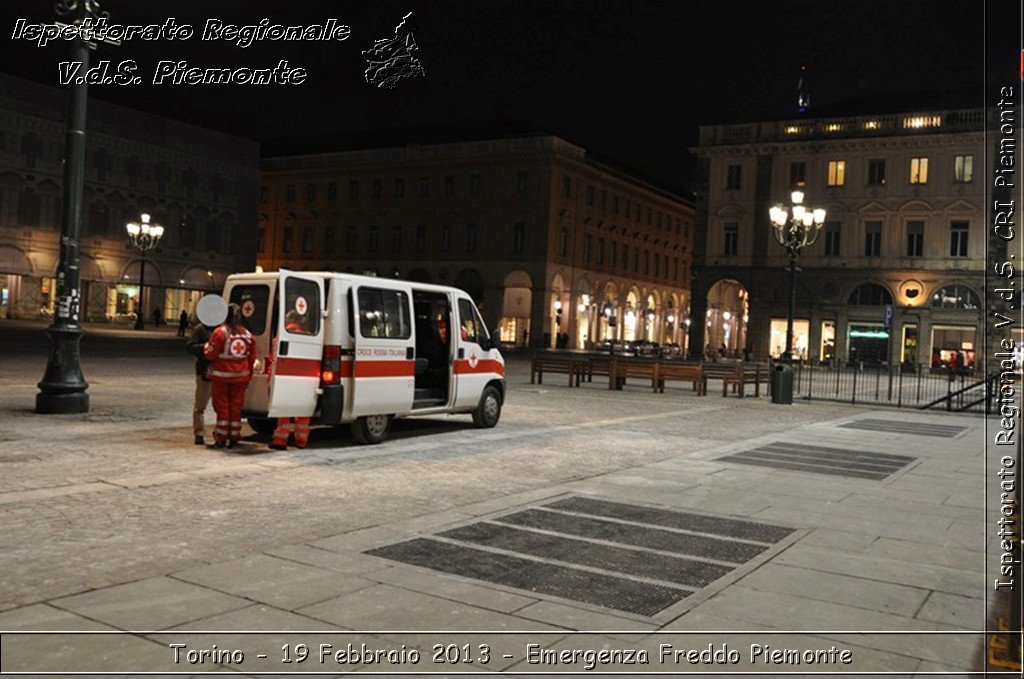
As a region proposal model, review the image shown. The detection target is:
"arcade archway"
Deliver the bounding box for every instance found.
[706,279,748,358]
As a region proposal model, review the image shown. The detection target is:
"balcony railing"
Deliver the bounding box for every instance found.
[699,108,992,147]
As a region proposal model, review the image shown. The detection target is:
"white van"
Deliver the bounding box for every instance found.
[222,270,505,444]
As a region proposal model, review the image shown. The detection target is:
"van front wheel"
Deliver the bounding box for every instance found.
[352,414,392,444]
[472,386,502,428]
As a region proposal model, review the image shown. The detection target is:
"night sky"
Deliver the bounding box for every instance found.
[0,1,1012,192]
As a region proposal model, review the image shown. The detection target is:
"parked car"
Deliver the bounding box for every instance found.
[660,343,682,359]
[635,340,660,357]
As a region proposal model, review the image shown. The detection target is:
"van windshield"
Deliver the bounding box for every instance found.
[229,284,270,335]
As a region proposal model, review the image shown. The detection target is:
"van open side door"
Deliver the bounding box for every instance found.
[267,270,325,418]
[350,281,415,417]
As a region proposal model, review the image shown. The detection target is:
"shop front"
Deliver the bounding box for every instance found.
[770,317,809,360]
[847,322,890,366]
[929,325,976,373]
[819,320,836,363]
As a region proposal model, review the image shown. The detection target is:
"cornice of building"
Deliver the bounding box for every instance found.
[0,73,259,165]
[693,108,1002,152]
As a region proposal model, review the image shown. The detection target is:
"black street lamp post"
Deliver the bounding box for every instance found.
[36,0,110,414]
[125,214,164,330]
[769,190,826,363]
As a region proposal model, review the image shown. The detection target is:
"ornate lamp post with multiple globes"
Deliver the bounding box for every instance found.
[768,190,826,363]
[125,213,164,330]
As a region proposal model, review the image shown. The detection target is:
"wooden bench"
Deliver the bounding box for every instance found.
[612,359,661,392]
[656,362,705,396]
[702,362,763,397]
[531,354,584,387]
[576,355,616,388]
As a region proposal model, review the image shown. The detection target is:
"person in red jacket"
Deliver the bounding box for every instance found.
[204,303,255,448]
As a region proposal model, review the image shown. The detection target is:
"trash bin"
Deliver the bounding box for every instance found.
[771,363,793,404]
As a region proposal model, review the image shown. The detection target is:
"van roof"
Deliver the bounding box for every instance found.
[227,270,470,296]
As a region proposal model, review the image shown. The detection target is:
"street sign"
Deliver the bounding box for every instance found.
[884,304,893,329]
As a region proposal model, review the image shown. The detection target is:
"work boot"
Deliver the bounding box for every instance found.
[269,443,287,451]
[225,440,237,449]
[194,435,204,446]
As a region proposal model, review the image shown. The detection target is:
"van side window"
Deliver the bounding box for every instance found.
[458,298,485,344]
[283,277,320,335]
[229,284,270,334]
[358,287,411,338]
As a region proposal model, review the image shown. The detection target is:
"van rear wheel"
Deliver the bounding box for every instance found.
[352,414,392,444]
[472,386,502,428]
[248,416,277,436]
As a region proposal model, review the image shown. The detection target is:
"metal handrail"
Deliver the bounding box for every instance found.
[918,372,996,412]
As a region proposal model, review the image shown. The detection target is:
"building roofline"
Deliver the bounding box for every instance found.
[263,130,693,209]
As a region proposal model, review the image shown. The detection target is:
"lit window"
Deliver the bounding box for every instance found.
[825,123,844,132]
[910,157,929,184]
[954,155,973,183]
[863,120,880,130]
[903,115,941,129]
[827,160,846,187]
[785,126,804,135]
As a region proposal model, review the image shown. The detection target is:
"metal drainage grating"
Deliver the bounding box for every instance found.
[365,537,688,617]
[544,496,795,543]
[365,496,795,617]
[718,441,915,480]
[838,419,966,438]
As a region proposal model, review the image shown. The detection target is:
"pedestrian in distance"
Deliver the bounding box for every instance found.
[152,306,161,327]
[269,310,311,450]
[203,303,255,448]
[185,315,213,445]
[177,309,189,337]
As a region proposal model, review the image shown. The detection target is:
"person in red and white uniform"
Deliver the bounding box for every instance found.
[269,310,311,450]
[203,303,255,448]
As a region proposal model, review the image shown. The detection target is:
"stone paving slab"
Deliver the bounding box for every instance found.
[50,576,250,631]
[686,586,961,633]
[297,584,540,632]
[171,554,378,610]
[731,563,931,617]
[861,537,985,572]
[261,544,391,576]
[772,545,980,598]
[1,630,173,674]
[365,565,539,614]
[914,591,985,629]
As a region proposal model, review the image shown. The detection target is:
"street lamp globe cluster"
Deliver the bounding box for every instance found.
[768,190,826,362]
[125,213,164,330]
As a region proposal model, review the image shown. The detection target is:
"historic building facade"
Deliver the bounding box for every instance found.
[690,106,989,370]
[0,75,259,323]
[258,135,695,349]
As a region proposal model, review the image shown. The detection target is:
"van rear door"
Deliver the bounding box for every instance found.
[351,281,415,417]
[225,277,274,415]
[267,271,325,418]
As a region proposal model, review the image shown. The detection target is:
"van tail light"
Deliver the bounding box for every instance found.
[321,345,341,385]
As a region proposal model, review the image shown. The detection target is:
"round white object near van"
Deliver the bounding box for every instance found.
[196,294,228,327]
